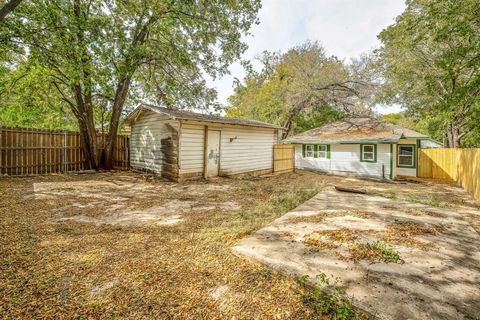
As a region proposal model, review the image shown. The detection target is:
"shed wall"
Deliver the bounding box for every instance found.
[130,110,179,174]
[179,120,276,176]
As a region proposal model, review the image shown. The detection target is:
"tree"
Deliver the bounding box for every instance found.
[1,0,261,169]
[0,63,78,129]
[377,0,480,147]
[0,0,22,21]
[226,41,377,137]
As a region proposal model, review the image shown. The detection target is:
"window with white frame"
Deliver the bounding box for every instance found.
[318,145,327,159]
[305,144,314,158]
[397,145,415,167]
[361,144,376,162]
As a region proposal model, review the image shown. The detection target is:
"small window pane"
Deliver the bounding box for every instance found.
[363,152,374,160]
[398,145,414,166]
[306,145,314,157]
[319,151,326,158]
[319,145,327,152]
[363,145,374,153]
[399,155,413,166]
[399,146,413,156]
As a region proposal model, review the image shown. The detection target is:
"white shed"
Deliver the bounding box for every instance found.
[125,104,283,181]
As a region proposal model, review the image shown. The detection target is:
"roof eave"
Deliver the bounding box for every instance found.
[282,139,400,144]
[179,118,284,130]
[126,104,284,130]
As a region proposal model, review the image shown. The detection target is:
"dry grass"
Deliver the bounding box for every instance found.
[0,169,476,319]
[346,242,401,263]
[287,210,370,224]
[303,229,359,250]
[404,208,444,217]
[0,171,330,319]
[377,221,445,249]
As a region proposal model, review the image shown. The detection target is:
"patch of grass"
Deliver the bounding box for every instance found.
[367,241,401,262]
[202,189,320,245]
[406,194,453,208]
[347,241,401,263]
[369,190,397,199]
[295,273,357,320]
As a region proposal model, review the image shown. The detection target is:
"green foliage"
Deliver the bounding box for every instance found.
[226,41,376,137]
[377,0,480,147]
[379,113,417,130]
[366,241,401,262]
[295,273,356,320]
[0,0,261,139]
[379,112,442,142]
[0,63,77,130]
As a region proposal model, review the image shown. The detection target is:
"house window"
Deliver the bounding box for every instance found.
[360,144,377,163]
[397,145,415,167]
[318,145,328,159]
[305,144,314,158]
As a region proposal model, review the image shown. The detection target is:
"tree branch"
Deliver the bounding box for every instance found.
[0,0,22,21]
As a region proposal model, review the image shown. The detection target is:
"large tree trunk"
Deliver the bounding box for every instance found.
[78,116,99,170]
[103,75,132,169]
[73,82,99,170]
[71,0,99,170]
[445,123,462,148]
[0,0,22,21]
[102,15,156,169]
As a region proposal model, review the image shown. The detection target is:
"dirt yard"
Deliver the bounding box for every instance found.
[1,170,479,319]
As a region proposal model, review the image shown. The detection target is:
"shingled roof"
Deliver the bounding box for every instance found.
[284,117,430,144]
[126,104,283,129]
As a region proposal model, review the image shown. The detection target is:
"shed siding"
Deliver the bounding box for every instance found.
[179,123,205,174]
[295,143,392,179]
[130,110,179,174]
[179,120,275,176]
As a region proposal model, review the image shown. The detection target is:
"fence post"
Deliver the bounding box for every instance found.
[63,131,67,173]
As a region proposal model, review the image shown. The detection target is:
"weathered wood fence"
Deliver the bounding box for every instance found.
[273,144,295,174]
[418,148,480,202]
[0,126,130,176]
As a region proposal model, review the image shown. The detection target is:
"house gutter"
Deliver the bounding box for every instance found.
[282,140,399,145]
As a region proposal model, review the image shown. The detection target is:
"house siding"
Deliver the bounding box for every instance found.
[130,110,179,174]
[394,139,418,177]
[179,120,275,176]
[295,143,392,179]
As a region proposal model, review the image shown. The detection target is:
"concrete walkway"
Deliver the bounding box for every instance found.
[233,189,480,320]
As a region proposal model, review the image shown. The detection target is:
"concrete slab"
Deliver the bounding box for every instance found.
[233,189,480,320]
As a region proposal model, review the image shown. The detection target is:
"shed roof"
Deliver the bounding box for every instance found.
[284,117,430,144]
[126,104,283,130]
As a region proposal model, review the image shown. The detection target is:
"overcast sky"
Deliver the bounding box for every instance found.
[208,0,406,114]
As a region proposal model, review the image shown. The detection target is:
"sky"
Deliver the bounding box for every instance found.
[208,0,406,115]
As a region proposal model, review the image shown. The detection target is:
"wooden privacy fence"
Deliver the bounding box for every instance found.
[273,144,295,174]
[418,148,480,202]
[0,126,130,176]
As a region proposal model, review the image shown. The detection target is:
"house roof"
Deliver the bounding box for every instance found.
[284,117,431,144]
[125,104,283,130]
